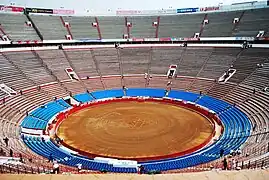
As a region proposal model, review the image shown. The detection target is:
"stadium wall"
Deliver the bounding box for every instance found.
[0,169,268,180]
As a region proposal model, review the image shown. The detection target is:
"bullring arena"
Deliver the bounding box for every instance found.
[57,100,214,160]
[1,0,269,180]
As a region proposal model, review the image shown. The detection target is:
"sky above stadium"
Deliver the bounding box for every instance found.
[0,0,263,11]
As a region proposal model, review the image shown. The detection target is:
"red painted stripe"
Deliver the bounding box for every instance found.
[155,16,160,38]
[125,17,130,39]
[94,17,102,39]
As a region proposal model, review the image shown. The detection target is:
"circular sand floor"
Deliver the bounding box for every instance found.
[57,101,214,159]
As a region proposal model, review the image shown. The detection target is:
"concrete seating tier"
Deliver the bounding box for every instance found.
[81,79,104,92]
[103,77,122,89]
[62,16,98,39]
[30,15,67,40]
[0,13,39,41]
[123,76,146,88]
[206,82,237,99]
[36,50,71,81]
[234,8,269,37]
[172,77,196,91]
[1,7,269,40]
[64,50,99,78]
[158,14,204,38]
[97,16,125,39]
[120,48,150,75]
[93,48,121,75]
[0,53,35,91]
[128,16,157,38]
[187,78,214,94]
[228,51,266,84]
[202,11,243,37]
[150,47,185,75]
[3,52,56,86]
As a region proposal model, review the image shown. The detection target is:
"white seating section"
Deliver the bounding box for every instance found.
[62,16,98,39]
[159,14,204,38]
[0,7,268,40]
[30,15,67,40]
[128,16,156,38]
[0,13,40,41]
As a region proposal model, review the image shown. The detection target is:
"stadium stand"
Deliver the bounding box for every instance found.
[197,48,241,79]
[159,14,204,38]
[0,13,40,41]
[234,8,269,37]
[121,48,150,75]
[150,47,184,75]
[103,76,122,89]
[128,16,157,38]
[123,76,146,88]
[0,7,269,41]
[202,11,243,37]
[64,50,99,78]
[1,46,269,174]
[187,78,214,93]
[17,88,251,173]
[1,2,269,176]
[35,50,71,81]
[62,16,99,39]
[30,15,67,40]
[0,53,35,90]
[97,16,125,39]
[93,48,121,75]
[3,51,56,86]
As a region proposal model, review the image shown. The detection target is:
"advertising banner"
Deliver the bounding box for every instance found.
[144,38,159,41]
[156,9,177,15]
[171,38,184,41]
[177,8,198,13]
[235,37,255,41]
[78,39,101,42]
[53,9,75,15]
[159,38,172,41]
[199,6,220,12]
[0,5,24,12]
[132,38,144,42]
[183,37,200,41]
[26,7,53,14]
[116,10,142,15]
[116,9,176,15]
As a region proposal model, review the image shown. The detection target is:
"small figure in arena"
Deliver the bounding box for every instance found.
[3,137,9,147]
[223,157,228,170]
[52,161,60,174]
[232,159,236,170]
[220,148,224,157]
[0,148,4,156]
[19,153,23,163]
[48,153,53,163]
[9,149,13,157]
[77,164,82,172]
[139,165,145,174]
